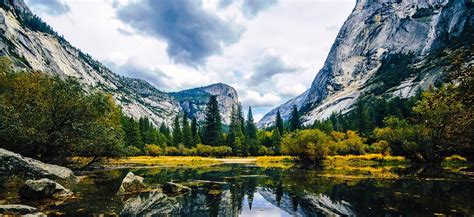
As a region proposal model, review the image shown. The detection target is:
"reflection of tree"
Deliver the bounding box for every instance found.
[245,177,258,210]
[229,181,244,215]
[204,184,223,217]
[275,182,283,207]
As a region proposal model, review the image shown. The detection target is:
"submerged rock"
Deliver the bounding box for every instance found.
[121,190,180,216]
[162,182,191,195]
[117,172,146,195]
[0,204,37,215]
[20,178,72,200]
[0,148,77,184]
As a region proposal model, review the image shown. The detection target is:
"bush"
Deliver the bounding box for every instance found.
[144,144,163,156]
[257,146,273,156]
[330,130,367,155]
[282,129,331,163]
[369,140,391,155]
[165,147,180,156]
[195,144,232,157]
[125,146,143,156]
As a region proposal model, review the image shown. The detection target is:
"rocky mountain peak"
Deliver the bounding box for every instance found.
[258,0,472,128]
[0,0,240,126]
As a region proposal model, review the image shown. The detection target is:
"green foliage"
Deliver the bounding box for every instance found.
[172,115,182,146]
[202,96,223,146]
[271,129,281,155]
[282,129,331,163]
[0,59,124,164]
[312,119,333,134]
[181,112,193,148]
[191,117,199,146]
[275,110,285,135]
[144,144,164,156]
[289,105,301,132]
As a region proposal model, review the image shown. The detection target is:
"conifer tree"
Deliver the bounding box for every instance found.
[289,105,301,132]
[272,129,281,155]
[246,107,257,140]
[275,110,285,135]
[172,115,182,146]
[191,117,199,146]
[181,112,193,147]
[123,116,142,148]
[203,95,223,146]
[159,123,171,144]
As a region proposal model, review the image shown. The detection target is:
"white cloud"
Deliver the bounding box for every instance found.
[27,0,355,119]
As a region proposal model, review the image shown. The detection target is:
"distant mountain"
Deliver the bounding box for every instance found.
[171,83,239,124]
[0,0,239,126]
[258,0,473,128]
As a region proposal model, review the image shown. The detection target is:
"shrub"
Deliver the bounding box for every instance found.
[282,129,331,163]
[144,144,163,156]
[165,147,180,156]
[369,140,391,155]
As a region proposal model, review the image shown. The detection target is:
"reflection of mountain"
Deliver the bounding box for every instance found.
[258,187,355,216]
[121,187,237,216]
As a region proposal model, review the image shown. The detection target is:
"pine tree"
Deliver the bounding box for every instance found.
[172,115,182,146]
[181,112,193,147]
[202,95,223,146]
[272,129,281,155]
[191,117,199,146]
[275,110,285,135]
[289,105,301,132]
[123,116,142,148]
[246,107,257,140]
[159,122,171,144]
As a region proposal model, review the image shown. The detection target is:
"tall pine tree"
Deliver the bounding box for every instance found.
[181,112,193,147]
[275,110,284,135]
[172,115,182,146]
[271,129,281,155]
[246,107,258,156]
[202,95,223,146]
[191,117,199,146]
[289,105,301,132]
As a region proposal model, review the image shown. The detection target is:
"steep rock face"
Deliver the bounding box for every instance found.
[259,0,472,128]
[171,83,240,124]
[0,0,239,126]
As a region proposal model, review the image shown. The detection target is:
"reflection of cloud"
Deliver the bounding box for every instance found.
[116,0,244,66]
[25,0,70,16]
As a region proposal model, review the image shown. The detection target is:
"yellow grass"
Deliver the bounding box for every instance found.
[322,154,409,179]
[108,156,221,167]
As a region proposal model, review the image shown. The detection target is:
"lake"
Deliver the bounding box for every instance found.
[2,163,474,216]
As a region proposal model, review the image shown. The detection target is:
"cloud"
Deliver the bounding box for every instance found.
[248,53,301,85]
[241,0,278,19]
[240,90,281,107]
[116,0,244,67]
[218,0,234,9]
[104,58,175,91]
[25,0,70,16]
[326,25,340,32]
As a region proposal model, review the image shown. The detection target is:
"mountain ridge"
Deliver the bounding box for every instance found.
[258,0,473,128]
[0,0,239,126]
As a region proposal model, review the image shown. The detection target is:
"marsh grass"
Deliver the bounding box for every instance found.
[107,156,221,167]
[321,154,409,179]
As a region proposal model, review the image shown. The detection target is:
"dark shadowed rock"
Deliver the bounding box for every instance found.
[0,148,77,184]
[117,172,146,195]
[0,204,37,215]
[162,182,191,195]
[20,178,72,200]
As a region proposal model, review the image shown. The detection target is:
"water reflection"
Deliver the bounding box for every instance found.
[5,164,473,216]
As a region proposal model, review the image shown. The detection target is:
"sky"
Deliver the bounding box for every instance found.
[25,0,355,121]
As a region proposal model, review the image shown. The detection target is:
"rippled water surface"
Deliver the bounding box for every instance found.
[2,164,474,216]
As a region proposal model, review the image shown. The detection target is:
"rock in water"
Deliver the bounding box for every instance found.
[117,172,146,195]
[121,190,180,216]
[162,182,191,195]
[0,204,37,215]
[20,178,72,200]
[0,148,77,184]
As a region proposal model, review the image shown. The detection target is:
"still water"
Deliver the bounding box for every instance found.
[4,164,474,216]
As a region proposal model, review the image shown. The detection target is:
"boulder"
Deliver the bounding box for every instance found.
[162,182,191,195]
[20,178,72,200]
[117,172,146,195]
[0,204,37,215]
[0,148,77,184]
[121,190,180,216]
